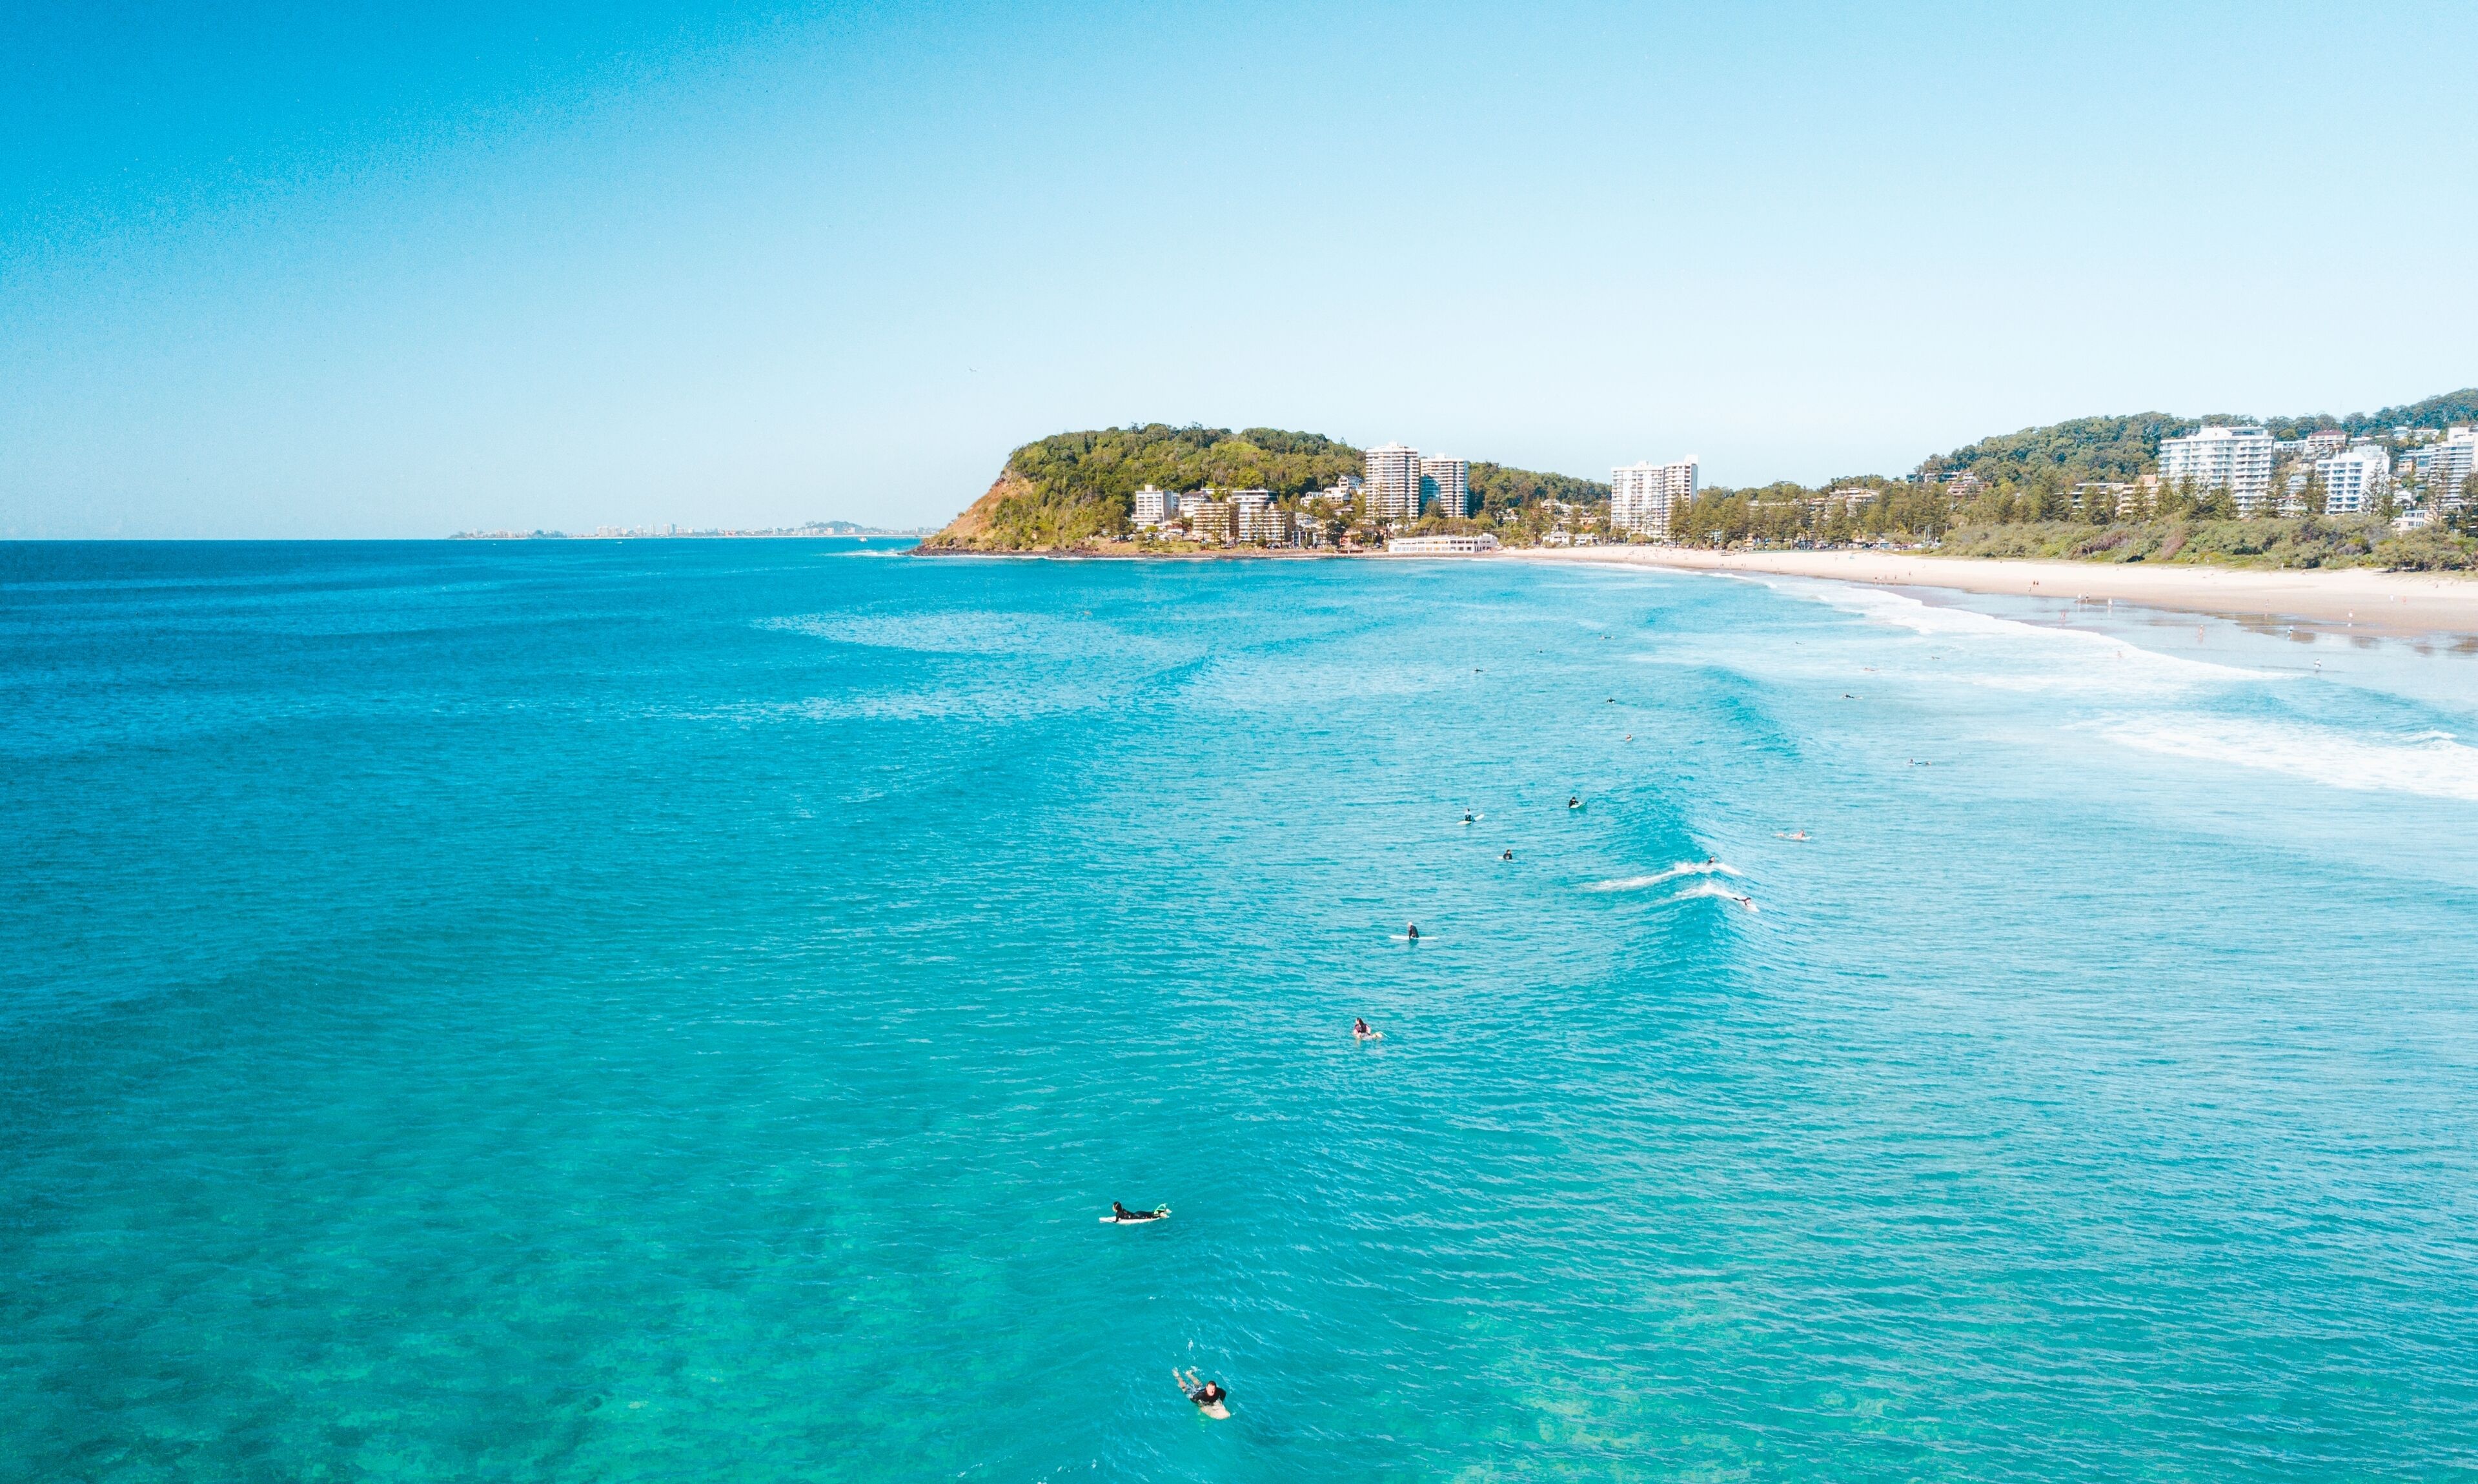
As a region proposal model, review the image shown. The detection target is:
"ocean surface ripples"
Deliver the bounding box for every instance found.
[3,541,2476,1481]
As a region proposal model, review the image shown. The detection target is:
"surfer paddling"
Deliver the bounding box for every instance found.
[1108,1202,1168,1223]
[1175,1369,1230,1418]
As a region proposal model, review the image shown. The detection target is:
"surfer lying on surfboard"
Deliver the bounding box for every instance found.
[1354,1017,1381,1041]
[1107,1201,1168,1223]
[1176,1369,1230,1418]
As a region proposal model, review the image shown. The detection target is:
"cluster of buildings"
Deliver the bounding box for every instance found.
[1127,441,1479,547]
[1131,485,1306,544]
[1363,444,1472,520]
[2115,423,2475,523]
[1123,440,1705,549]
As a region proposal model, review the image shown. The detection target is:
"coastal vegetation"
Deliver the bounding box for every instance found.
[1931,516,2466,571]
[1674,485,2477,570]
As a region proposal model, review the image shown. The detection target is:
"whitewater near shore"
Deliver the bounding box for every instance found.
[1514,545,2478,636]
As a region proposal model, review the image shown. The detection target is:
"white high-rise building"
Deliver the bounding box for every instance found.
[1365,443,1424,521]
[2315,445,2390,514]
[1419,457,1471,519]
[1610,459,1699,539]
[2425,427,2478,508]
[2157,425,2275,513]
[1132,485,1172,528]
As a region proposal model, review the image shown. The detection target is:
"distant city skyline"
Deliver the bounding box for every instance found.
[6,1,2475,538]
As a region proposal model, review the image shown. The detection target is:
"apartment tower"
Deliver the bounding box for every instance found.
[1419,457,1472,519]
[1365,443,1423,521]
[1610,459,1700,539]
[2157,425,2275,513]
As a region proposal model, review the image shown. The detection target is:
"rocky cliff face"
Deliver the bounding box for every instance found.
[911,468,1125,553]
[911,471,1026,553]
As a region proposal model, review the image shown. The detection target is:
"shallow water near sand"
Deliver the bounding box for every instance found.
[5,540,2477,1481]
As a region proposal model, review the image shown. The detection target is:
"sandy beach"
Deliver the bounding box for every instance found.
[1514,545,2478,638]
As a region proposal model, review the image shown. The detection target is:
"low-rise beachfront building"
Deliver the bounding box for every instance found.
[1229,490,1292,545]
[2315,445,2391,514]
[1133,485,1173,528]
[2073,482,2137,520]
[2306,428,2348,457]
[1610,458,1698,539]
[1187,498,1234,543]
[1365,444,1424,521]
[2158,425,2275,513]
[1386,533,1500,554]
[1420,457,1471,518]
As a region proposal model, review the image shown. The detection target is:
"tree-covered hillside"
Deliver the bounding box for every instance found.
[1010,425,1363,505]
[919,424,1607,551]
[1469,462,1610,517]
[1924,413,2193,485]
[2339,387,2478,436]
[1922,389,2478,483]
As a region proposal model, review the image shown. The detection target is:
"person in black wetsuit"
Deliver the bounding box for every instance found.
[1110,1201,1164,1222]
[1176,1369,1230,1415]
[1405,922,1419,940]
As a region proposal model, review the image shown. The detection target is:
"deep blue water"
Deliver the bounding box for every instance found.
[5,540,2477,1482]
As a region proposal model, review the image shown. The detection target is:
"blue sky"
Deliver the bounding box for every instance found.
[5,1,2474,537]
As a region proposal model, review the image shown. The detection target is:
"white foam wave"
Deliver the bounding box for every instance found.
[2100,717,2478,803]
[1769,579,2273,688]
[1667,880,1758,912]
[1585,860,1742,892]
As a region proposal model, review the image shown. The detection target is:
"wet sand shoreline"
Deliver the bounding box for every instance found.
[1510,546,2478,638]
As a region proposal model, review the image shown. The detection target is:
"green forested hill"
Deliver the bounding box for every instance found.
[2339,387,2478,435]
[918,424,1608,551]
[1924,388,2478,484]
[1925,413,2193,485]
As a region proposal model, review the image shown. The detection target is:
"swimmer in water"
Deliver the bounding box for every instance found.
[1405,922,1419,941]
[1354,1017,1379,1040]
[1110,1202,1167,1223]
[1175,1369,1230,1418]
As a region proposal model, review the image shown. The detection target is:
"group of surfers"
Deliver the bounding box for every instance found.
[1114,796,1802,1421]
[1108,1012,1387,1419]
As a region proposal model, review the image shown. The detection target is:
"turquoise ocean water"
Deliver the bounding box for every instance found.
[6,540,2477,1481]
